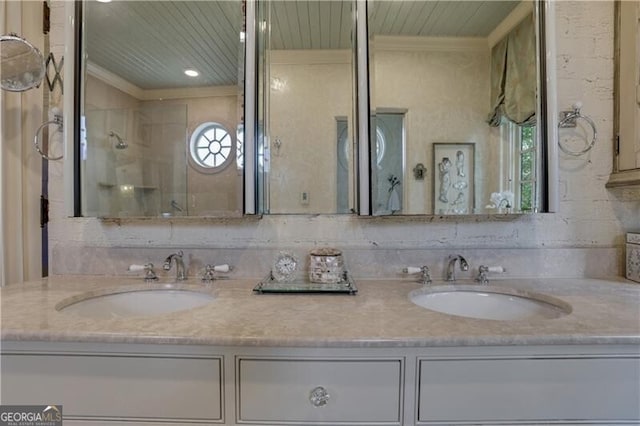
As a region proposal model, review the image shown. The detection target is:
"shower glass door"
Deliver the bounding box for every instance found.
[81,104,188,217]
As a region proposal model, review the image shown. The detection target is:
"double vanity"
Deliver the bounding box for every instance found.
[1,275,639,425]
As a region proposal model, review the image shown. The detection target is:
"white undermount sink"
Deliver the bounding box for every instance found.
[56,285,215,320]
[409,285,571,321]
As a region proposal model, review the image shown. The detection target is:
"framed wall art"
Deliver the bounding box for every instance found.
[433,143,475,214]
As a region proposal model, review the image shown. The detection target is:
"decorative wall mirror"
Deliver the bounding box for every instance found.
[0,34,46,92]
[69,0,246,218]
[256,0,358,214]
[366,0,558,215]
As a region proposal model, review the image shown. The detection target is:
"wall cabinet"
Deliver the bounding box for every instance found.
[608,0,640,187]
[1,342,639,425]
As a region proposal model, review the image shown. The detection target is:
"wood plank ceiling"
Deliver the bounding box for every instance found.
[85,0,519,90]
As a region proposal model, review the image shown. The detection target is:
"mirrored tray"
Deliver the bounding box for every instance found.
[253,272,357,295]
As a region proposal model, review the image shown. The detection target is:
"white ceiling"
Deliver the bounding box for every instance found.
[85,0,520,91]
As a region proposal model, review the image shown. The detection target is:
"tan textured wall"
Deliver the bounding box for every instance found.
[268,56,353,214]
[46,1,640,280]
[83,76,241,216]
[146,95,242,216]
[372,48,492,214]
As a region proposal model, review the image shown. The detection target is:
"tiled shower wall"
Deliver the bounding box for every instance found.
[46,1,640,280]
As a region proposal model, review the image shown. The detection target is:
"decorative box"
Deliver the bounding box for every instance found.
[626,233,640,283]
[308,248,345,284]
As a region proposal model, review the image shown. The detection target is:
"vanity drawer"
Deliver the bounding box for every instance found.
[1,354,223,423]
[417,356,640,424]
[237,358,403,424]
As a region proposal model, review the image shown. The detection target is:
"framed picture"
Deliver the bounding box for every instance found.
[433,143,475,214]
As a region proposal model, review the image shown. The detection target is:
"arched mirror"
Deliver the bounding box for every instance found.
[366,0,557,215]
[67,0,247,218]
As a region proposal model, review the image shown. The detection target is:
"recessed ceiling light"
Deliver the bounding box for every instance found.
[184,69,199,77]
[96,0,112,3]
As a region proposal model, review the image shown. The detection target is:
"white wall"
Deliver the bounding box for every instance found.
[45,1,640,281]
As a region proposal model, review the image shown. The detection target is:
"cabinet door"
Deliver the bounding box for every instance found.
[617,0,640,171]
[237,358,403,424]
[417,357,640,424]
[1,354,223,423]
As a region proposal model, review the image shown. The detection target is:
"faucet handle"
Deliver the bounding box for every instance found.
[404,266,432,285]
[211,264,232,273]
[202,264,233,283]
[128,263,158,282]
[476,265,505,284]
[128,264,146,272]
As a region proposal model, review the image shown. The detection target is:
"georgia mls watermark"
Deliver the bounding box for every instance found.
[0,405,62,426]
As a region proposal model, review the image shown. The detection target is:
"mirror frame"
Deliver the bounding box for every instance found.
[0,34,46,92]
[63,1,78,217]
[541,0,559,213]
[63,0,557,218]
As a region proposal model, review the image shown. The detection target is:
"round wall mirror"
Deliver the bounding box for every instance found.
[0,34,45,92]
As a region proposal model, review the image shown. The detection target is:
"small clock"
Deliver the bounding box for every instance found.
[272,252,299,282]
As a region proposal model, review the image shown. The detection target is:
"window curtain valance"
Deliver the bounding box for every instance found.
[488,13,537,127]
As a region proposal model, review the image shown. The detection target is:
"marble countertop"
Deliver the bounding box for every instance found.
[1,275,639,347]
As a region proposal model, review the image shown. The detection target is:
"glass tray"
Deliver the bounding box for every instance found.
[253,272,357,295]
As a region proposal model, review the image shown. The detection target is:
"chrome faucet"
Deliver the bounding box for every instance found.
[163,250,186,281]
[446,254,469,282]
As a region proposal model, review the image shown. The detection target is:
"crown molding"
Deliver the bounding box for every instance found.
[270,49,352,65]
[371,35,487,52]
[86,62,238,101]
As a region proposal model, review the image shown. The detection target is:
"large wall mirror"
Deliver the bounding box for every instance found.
[74,0,245,218]
[66,0,557,218]
[256,0,358,214]
[367,0,555,215]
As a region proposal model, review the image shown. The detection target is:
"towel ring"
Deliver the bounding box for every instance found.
[34,113,63,161]
[557,102,597,156]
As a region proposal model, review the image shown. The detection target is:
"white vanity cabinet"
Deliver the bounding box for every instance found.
[1,342,639,425]
[236,357,403,424]
[417,355,640,424]
[0,345,224,424]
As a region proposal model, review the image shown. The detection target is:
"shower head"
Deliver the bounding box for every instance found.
[109,131,128,149]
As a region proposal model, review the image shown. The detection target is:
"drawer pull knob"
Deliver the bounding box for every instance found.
[309,386,330,407]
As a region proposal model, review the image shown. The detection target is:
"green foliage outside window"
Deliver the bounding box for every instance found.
[519,125,536,211]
